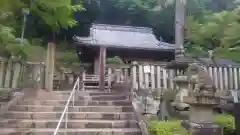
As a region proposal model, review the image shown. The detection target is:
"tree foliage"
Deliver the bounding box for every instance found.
[30,0,83,33]
[1,0,240,63]
[0,0,84,63]
[186,8,240,62]
[0,0,30,58]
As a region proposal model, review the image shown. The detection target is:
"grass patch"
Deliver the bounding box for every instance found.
[215,114,235,135]
[148,114,235,135]
[148,120,189,135]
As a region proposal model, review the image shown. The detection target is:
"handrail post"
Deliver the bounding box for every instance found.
[72,91,75,107]
[82,71,85,91]
[65,107,68,135]
[77,79,80,101]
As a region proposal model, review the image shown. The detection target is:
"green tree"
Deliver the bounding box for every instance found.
[19,0,84,91]
[185,8,240,62]
[0,0,30,58]
[25,0,83,37]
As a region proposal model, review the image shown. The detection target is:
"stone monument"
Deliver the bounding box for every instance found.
[182,63,223,135]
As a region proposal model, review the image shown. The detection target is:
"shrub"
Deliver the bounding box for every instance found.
[148,114,235,135]
[148,120,189,135]
[215,114,235,135]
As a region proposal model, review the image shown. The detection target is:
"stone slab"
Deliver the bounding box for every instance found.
[0,119,139,129]
[18,100,132,106]
[3,111,135,120]
[9,105,133,112]
[0,128,142,135]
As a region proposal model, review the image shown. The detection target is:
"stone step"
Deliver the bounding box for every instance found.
[9,105,134,112]
[18,100,132,106]
[84,86,109,89]
[0,119,139,129]
[48,91,72,95]
[88,92,131,96]
[3,111,135,120]
[56,91,131,96]
[0,128,141,135]
[47,90,130,95]
[57,95,129,101]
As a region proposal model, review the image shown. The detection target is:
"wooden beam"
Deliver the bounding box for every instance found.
[99,47,106,91]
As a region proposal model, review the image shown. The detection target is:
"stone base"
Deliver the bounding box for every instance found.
[181,120,223,135]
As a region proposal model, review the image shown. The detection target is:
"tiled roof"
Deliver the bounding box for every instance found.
[73,23,174,51]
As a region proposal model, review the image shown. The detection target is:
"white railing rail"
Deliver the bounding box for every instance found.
[53,77,80,135]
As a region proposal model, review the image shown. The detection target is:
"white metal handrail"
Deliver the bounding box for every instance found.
[53,77,80,135]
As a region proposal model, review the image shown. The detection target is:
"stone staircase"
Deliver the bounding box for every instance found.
[0,88,143,135]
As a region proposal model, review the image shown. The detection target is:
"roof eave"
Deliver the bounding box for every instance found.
[74,41,175,52]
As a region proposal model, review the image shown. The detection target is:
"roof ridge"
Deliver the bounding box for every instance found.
[92,23,153,33]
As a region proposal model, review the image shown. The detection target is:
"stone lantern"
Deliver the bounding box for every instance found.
[165,56,195,111]
[182,63,223,135]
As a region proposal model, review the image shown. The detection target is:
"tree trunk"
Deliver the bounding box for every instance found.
[45,42,56,91]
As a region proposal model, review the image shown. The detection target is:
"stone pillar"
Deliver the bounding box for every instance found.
[99,47,106,91]
[0,59,5,88]
[156,66,161,89]
[223,67,228,89]
[31,62,44,89]
[218,67,223,90]
[69,74,74,85]
[4,58,13,88]
[234,67,238,89]
[116,69,121,83]
[229,67,234,89]
[138,65,144,88]
[94,55,100,74]
[107,67,112,89]
[144,72,149,89]
[151,66,155,89]
[162,68,168,89]
[213,67,218,89]
[45,42,55,91]
[124,68,128,82]
[11,59,22,89]
[132,61,137,89]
